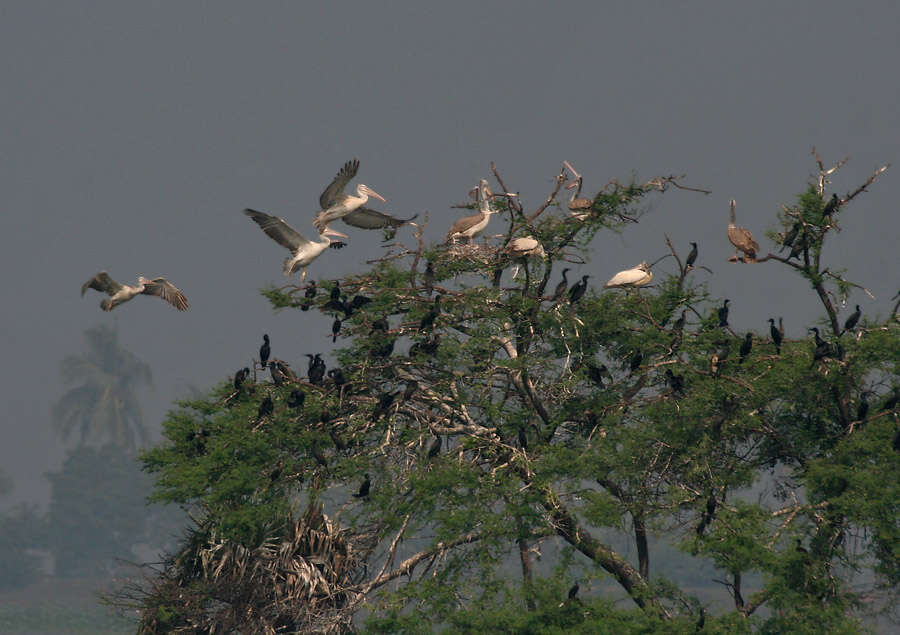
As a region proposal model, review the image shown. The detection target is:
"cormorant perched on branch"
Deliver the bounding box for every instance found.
[419,294,442,332]
[423,261,435,296]
[568,275,590,304]
[372,391,399,421]
[353,474,370,499]
[717,300,730,327]
[822,192,840,223]
[769,318,782,355]
[882,389,899,412]
[517,426,528,450]
[330,281,341,302]
[259,334,271,367]
[287,389,305,409]
[307,354,326,385]
[301,280,316,311]
[410,334,440,358]
[809,327,833,364]
[568,582,579,600]
[327,367,346,388]
[269,360,296,386]
[256,396,273,423]
[586,362,609,387]
[234,367,250,391]
[788,232,808,260]
[372,337,396,359]
[856,394,869,424]
[665,368,685,395]
[370,316,389,333]
[673,310,687,333]
[696,491,717,536]
[332,318,341,343]
[780,222,801,252]
[427,436,442,458]
[349,294,372,312]
[685,242,698,268]
[842,305,861,335]
[739,333,753,364]
[552,268,570,302]
[629,350,643,373]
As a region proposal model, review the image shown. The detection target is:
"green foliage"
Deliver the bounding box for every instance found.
[132,159,899,632]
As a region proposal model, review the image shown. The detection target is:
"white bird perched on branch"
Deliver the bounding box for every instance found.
[446,179,497,244]
[502,236,545,259]
[81,272,189,311]
[603,262,653,289]
[244,209,347,281]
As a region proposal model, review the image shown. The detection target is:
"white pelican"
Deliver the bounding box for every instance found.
[244,208,347,281]
[603,262,653,288]
[313,159,387,231]
[563,161,592,219]
[727,199,759,262]
[502,236,546,259]
[446,179,497,244]
[81,272,188,311]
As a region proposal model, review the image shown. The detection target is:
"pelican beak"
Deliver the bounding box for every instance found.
[563,160,580,178]
[364,186,386,203]
[324,227,349,239]
[565,181,578,190]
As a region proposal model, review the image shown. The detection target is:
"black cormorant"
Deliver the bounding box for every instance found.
[739,333,753,364]
[332,318,341,343]
[665,368,685,395]
[260,334,271,367]
[843,305,861,334]
[552,268,570,302]
[287,389,305,409]
[419,294,442,332]
[568,275,590,304]
[330,281,341,302]
[717,300,730,327]
[353,474,371,498]
[768,318,782,355]
[427,436,442,458]
[685,242,698,268]
[423,261,435,296]
[301,280,316,311]
[256,396,273,423]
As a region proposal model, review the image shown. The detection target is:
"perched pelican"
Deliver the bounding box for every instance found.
[603,262,653,289]
[563,161,593,219]
[81,272,188,312]
[313,159,387,231]
[446,179,497,244]
[502,236,546,259]
[244,209,347,281]
[727,199,759,262]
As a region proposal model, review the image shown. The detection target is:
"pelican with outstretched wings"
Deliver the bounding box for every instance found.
[81,272,188,311]
[313,159,387,231]
[244,208,347,281]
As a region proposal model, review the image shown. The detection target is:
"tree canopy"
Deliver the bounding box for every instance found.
[133,154,899,634]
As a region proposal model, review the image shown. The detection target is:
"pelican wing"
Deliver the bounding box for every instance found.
[139,277,189,310]
[244,209,311,252]
[319,159,359,210]
[81,271,124,297]
[604,266,652,288]
[341,207,418,230]
[446,213,483,241]
[728,226,759,256]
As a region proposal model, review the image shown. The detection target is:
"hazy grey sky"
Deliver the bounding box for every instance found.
[2,1,899,508]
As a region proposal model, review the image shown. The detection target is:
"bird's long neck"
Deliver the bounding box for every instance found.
[729,202,736,225]
[570,178,583,203]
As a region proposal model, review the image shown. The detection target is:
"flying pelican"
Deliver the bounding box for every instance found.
[563,161,593,219]
[81,272,188,311]
[603,262,653,289]
[313,159,387,231]
[244,209,347,281]
[727,199,759,262]
[502,236,546,259]
[446,179,497,244]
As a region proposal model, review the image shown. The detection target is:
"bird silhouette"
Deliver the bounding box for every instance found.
[739,333,753,364]
[259,334,271,367]
[717,300,730,327]
[301,280,317,311]
[685,242,698,268]
[768,318,782,355]
[353,474,371,499]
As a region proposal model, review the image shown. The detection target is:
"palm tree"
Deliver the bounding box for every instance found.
[52,325,152,453]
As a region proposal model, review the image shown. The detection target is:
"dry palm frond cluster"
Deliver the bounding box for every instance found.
[135,504,376,634]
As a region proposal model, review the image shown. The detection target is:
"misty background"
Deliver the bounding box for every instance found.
[1,0,897,536]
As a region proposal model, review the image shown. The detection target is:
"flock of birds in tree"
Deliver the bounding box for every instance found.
[81,158,900,475]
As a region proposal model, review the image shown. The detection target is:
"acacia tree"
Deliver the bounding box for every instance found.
[134,155,898,633]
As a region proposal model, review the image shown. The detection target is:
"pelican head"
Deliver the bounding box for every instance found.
[356,184,386,203]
